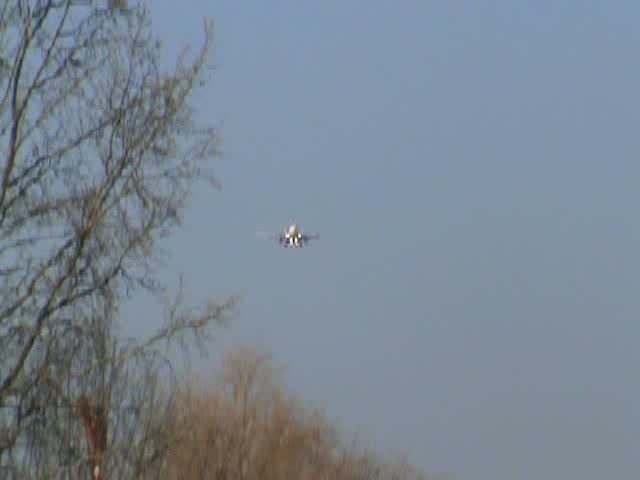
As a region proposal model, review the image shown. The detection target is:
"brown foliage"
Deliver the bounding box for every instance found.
[74,395,108,478]
[157,345,430,480]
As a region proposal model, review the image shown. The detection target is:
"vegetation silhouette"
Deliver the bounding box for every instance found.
[160,345,430,480]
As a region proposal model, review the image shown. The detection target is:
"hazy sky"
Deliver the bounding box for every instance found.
[123,1,640,479]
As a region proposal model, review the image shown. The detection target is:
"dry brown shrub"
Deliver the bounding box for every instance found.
[158,345,431,480]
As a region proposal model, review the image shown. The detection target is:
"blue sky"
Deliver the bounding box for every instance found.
[123,1,640,479]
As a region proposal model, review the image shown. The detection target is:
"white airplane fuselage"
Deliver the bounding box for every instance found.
[283,224,303,248]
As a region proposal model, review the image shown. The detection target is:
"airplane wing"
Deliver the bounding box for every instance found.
[256,231,286,243]
[301,233,320,242]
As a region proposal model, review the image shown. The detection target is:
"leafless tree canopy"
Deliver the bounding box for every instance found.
[0,1,230,477]
[156,345,431,480]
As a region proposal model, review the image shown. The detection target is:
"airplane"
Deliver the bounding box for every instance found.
[257,223,320,248]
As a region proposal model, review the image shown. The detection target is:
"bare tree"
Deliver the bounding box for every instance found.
[0,1,232,478]
[156,345,431,480]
